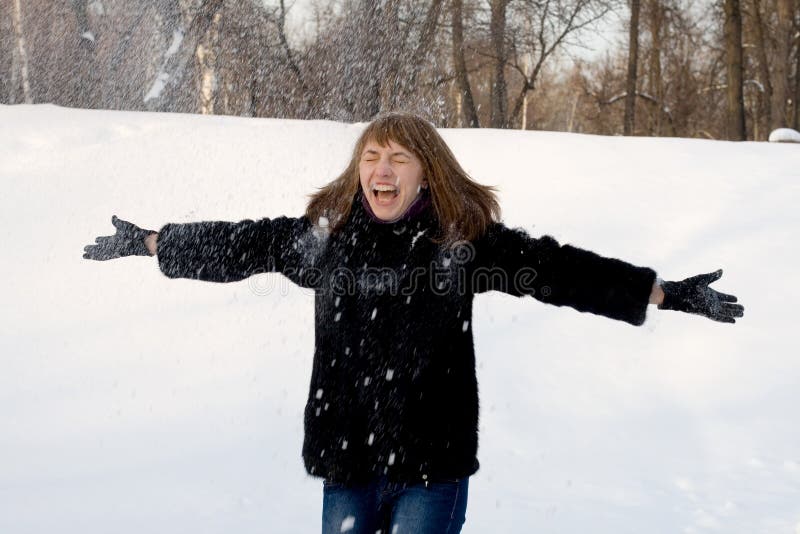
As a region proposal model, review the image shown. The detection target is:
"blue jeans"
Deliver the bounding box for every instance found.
[321,476,469,534]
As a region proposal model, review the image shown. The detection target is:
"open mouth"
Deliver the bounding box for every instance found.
[371,184,399,205]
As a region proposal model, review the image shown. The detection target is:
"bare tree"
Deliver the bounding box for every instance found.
[489,0,510,127]
[273,0,309,98]
[69,0,100,109]
[394,0,445,107]
[746,0,773,140]
[145,0,224,112]
[724,0,746,139]
[3,0,783,139]
[10,0,33,104]
[624,0,641,135]
[579,0,718,138]
[748,0,773,138]
[305,0,400,120]
[0,1,9,102]
[795,22,800,129]
[645,0,665,135]
[771,0,795,128]
[505,0,615,128]
[452,0,481,127]
[209,2,281,117]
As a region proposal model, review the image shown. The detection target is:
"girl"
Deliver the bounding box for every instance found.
[84,112,743,534]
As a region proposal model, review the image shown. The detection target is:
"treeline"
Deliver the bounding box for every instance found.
[2,0,798,140]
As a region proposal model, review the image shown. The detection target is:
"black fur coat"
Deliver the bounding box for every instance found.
[156,195,656,484]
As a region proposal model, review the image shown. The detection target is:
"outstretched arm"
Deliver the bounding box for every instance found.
[473,224,744,325]
[84,215,315,284]
[154,216,314,283]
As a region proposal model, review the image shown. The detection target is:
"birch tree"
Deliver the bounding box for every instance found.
[10,0,33,104]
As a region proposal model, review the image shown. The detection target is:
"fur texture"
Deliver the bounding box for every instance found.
[156,196,656,484]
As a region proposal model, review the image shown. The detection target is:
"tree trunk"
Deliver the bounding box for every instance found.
[795,27,800,130]
[146,0,224,113]
[489,0,508,128]
[341,0,386,120]
[771,0,793,128]
[400,0,444,104]
[751,0,773,139]
[276,0,309,98]
[452,0,479,127]
[647,0,664,135]
[724,0,746,140]
[71,0,98,109]
[11,0,32,104]
[382,0,403,111]
[196,11,221,115]
[162,0,183,41]
[0,7,8,102]
[624,0,641,135]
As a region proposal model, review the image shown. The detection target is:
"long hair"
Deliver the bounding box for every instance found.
[306,112,500,243]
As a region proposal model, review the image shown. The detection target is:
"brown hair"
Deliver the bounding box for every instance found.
[306,112,500,244]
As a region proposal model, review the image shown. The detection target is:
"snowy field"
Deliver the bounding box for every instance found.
[1,104,798,533]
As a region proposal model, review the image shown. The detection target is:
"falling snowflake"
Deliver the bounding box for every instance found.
[340,515,355,532]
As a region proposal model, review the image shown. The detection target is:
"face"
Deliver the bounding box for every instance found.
[359,140,427,221]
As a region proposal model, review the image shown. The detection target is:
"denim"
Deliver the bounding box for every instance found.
[321,476,469,534]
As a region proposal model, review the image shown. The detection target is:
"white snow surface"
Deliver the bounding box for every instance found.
[1,104,799,533]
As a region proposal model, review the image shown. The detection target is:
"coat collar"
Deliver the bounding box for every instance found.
[349,190,438,238]
[359,188,432,225]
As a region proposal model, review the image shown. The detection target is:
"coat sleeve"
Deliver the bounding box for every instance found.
[155,216,316,284]
[473,223,656,326]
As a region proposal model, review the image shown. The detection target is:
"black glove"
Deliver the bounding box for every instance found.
[658,269,744,323]
[83,215,156,260]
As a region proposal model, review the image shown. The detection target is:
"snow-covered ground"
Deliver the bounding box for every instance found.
[1,104,798,533]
